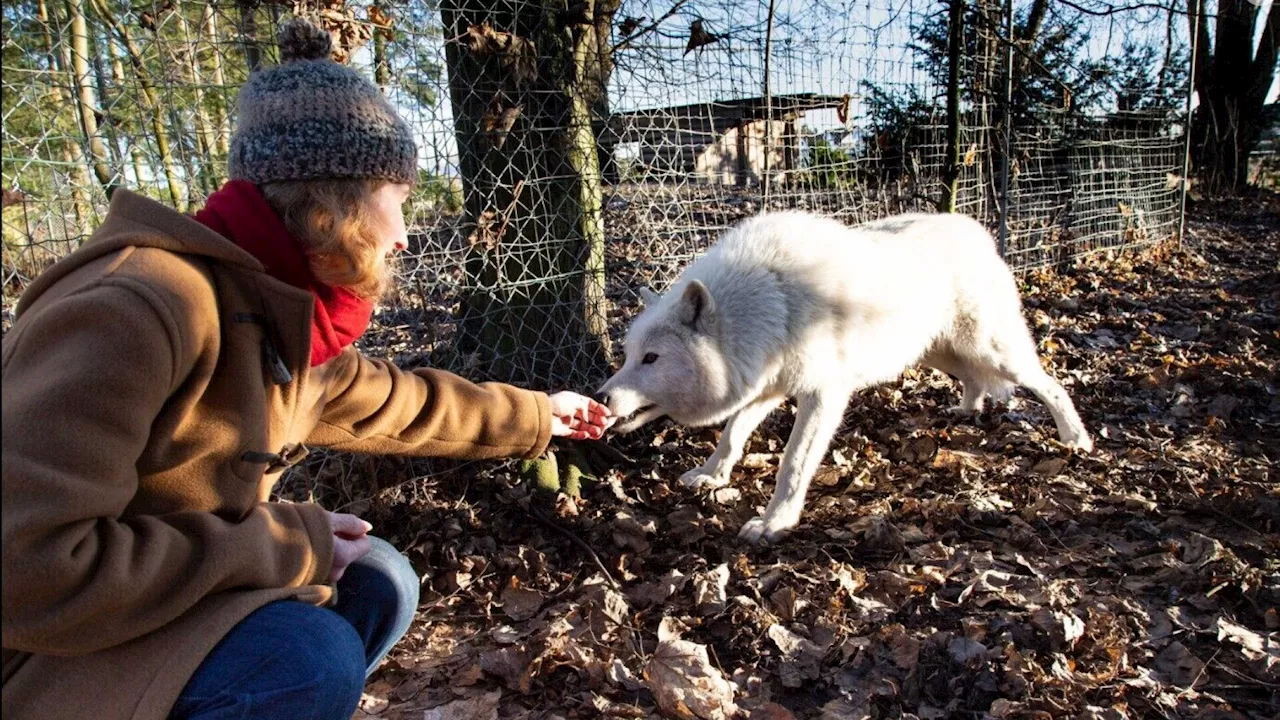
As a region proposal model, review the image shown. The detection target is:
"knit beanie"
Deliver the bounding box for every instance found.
[228,17,418,185]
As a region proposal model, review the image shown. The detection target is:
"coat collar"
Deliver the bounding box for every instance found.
[15,189,318,375]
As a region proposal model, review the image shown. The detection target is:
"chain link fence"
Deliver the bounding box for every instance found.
[3,0,1191,388]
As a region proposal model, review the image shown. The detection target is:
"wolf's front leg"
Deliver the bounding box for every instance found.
[679,394,782,489]
[739,389,849,544]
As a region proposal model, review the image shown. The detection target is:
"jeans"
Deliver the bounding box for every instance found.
[168,537,419,720]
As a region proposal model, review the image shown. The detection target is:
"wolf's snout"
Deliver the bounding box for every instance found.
[593,391,611,408]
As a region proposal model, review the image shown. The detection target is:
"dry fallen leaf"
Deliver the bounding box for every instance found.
[667,506,708,544]
[422,690,501,720]
[499,577,545,621]
[684,19,722,56]
[481,99,522,150]
[1031,607,1086,651]
[767,624,827,687]
[618,15,645,36]
[947,636,987,665]
[608,657,645,691]
[462,23,537,85]
[932,447,985,472]
[886,626,920,670]
[628,568,689,608]
[613,511,656,552]
[480,646,533,693]
[848,515,905,552]
[1215,616,1279,673]
[644,617,738,719]
[1153,641,1205,688]
[1031,457,1069,476]
[749,702,798,719]
[692,564,730,616]
[819,695,871,719]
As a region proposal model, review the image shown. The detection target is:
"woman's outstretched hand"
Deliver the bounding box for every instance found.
[548,392,614,440]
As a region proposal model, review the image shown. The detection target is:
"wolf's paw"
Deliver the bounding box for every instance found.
[738,515,796,545]
[1062,429,1094,453]
[678,467,730,489]
[944,404,977,417]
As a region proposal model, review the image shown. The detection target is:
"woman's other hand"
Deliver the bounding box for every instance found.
[327,511,373,583]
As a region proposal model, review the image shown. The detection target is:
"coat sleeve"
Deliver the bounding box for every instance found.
[1,280,335,656]
[306,347,552,460]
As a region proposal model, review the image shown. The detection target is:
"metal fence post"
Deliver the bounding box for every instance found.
[762,0,777,206]
[1177,3,1202,249]
[998,0,1014,258]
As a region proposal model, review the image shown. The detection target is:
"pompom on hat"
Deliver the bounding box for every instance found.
[228,17,417,185]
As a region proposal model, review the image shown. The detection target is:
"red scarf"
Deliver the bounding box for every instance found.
[193,180,373,367]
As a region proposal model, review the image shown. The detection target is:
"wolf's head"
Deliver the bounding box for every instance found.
[597,279,737,433]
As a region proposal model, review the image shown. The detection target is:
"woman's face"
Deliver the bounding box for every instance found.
[368,182,412,257]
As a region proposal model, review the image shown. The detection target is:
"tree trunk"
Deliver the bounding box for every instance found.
[440,0,616,385]
[89,22,124,179]
[202,4,232,157]
[372,2,391,89]
[171,2,219,194]
[88,0,186,210]
[131,145,149,189]
[1015,0,1048,78]
[238,0,263,73]
[106,34,144,186]
[59,144,91,235]
[38,0,93,234]
[591,0,621,183]
[940,0,963,212]
[66,0,117,197]
[1189,0,1280,192]
[1155,4,1175,101]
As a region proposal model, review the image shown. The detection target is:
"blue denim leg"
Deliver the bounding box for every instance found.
[331,535,421,677]
[169,537,420,719]
[168,600,366,720]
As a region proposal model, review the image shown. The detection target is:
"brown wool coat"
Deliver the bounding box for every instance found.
[1,190,552,720]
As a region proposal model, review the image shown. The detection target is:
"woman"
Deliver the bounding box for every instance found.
[1,18,610,720]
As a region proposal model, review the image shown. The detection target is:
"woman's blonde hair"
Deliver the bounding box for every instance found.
[262,179,395,300]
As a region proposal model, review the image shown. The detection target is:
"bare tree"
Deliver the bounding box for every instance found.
[1188,0,1279,192]
[201,4,232,157]
[169,2,220,193]
[88,0,186,209]
[66,0,116,197]
[440,0,619,384]
[35,0,94,232]
[238,0,263,72]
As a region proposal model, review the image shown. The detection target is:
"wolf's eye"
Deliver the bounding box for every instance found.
[641,353,659,365]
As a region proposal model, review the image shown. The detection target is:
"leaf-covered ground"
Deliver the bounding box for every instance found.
[341,193,1279,720]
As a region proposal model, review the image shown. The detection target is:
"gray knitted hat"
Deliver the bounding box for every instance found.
[228,18,417,185]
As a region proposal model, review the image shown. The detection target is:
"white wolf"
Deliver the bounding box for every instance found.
[598,211,1092,544]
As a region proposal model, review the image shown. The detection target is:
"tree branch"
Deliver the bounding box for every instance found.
[611,0,690,54]
[1187,0,1211,101]
[1052,0,1212,18]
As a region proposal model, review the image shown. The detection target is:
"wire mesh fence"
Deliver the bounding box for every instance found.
[3,0,1192,389]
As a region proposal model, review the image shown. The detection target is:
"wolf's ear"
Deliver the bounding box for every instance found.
[678,279,716,332]
[639,286,660,306]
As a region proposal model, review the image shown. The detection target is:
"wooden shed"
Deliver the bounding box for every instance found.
[603,93,850,186]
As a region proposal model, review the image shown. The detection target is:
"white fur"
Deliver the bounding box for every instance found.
[598,210,1092,545]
